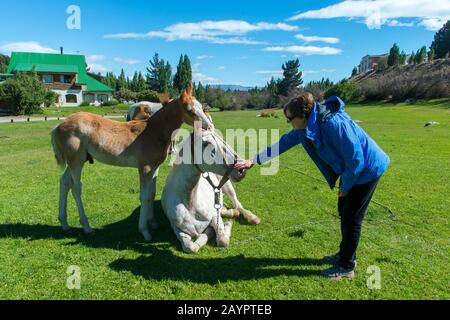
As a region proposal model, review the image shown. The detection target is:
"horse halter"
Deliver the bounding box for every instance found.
[190,132,238,212]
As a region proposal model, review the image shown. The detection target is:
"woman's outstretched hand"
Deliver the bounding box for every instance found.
[234,160,254,171]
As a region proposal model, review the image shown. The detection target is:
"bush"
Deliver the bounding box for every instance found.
[79,101,91,107]
[115,88,137,102]
[137,90,160,102]
[0,72,54,115]
[324,80,358,102]
[101,99,119,107]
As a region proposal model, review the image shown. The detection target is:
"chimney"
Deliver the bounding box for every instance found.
[60,47,64,55]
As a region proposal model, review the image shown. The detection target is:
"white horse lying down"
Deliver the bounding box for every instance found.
[162,130,260,253]
[126,101,163,121]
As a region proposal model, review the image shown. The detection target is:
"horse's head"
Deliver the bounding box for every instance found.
[192,130,246,183]
[178,84,214,130]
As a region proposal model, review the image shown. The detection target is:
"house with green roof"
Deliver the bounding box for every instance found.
[6,52,114,106]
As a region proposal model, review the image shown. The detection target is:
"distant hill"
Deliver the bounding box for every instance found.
[208,84,255,91]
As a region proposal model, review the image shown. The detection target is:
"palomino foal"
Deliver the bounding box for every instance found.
[51,86,213,241]
[130,103,260,227]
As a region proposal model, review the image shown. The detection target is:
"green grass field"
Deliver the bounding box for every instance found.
[0,101,449,299]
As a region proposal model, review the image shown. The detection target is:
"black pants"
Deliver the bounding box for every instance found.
[337,177,380,269]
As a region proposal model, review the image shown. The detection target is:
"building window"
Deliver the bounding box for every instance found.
[42,75,53,83]
[65,94,78,103]
[59,75,72,83]
[83,94,95,103]
[97,94,108,103]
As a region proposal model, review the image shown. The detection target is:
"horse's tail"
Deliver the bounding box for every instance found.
[51,125,66,170]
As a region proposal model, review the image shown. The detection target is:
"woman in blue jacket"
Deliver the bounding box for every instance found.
[235,93,390,280]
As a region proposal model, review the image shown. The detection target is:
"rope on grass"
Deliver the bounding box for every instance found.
[285,165,397,221]
[220,218,337,250]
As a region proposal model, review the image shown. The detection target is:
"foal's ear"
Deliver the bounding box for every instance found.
[180,84,193,105]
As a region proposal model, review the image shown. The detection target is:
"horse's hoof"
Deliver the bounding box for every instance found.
[250,217,261,225]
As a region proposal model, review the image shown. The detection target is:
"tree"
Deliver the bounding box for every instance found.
[430,20,450,59]
[117,69,128,91]
[408,51,415,64]
[173,54,192,92]
[266,77,279,96]
[146,53,172,93]
[277,58,303,96]
[0,54,10,73]
[415,46,427,64]
[0,70,56,115]
[428,47,435,62]
[388,43,402,66]
[195,82,205,102]
[351,67,358,77]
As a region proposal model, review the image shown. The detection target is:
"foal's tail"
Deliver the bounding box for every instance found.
[51,126,66,170]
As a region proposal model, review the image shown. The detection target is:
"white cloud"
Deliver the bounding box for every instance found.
[419,17,449,31]
[105,20,298,44]
[264,45,342,55]
[0,41,58,55]
[295,34,340,44]
[197,55,213,60]
[87,63,111,73]
[193,72,217,83]
[386,19,415,27]
[86,55,105,63]
[287,0,450,30]
[114,57,141,65]
[303,68,337,75]
[255,70,284,75]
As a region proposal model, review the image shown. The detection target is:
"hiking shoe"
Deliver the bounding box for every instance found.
[323,253,357,267]
[321,266,355,280]
[323,253,340,264]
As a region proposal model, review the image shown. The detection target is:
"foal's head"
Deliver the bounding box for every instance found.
[168,84,213,130]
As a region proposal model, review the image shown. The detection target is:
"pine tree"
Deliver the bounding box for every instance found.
[173,54,193,92]
[351,67,358,77]
[146,53,172,93]
[408,51,415,64]
[277,59,303,96]
[266,77,279,96]
[430,20,450,59]
[117,69,128,90]
[196,82,205,102]
[388,43,402,66]
[428,47,435,62]
[417,46,427,64]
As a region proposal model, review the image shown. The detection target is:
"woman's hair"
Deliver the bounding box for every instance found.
[284,92,315,119]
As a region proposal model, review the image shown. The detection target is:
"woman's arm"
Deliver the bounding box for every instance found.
[235,130,302,170]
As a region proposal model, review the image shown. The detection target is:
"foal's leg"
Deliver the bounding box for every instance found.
[146,167,159,230]
[138,166,157,242]
[68,164,94,234]
[210,213,232,248]
[58,168,72,231]
[222,180,261,225]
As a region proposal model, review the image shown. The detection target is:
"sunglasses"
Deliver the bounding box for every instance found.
[286,115,298,123]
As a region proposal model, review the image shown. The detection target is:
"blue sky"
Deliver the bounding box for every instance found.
[0,0,448,86]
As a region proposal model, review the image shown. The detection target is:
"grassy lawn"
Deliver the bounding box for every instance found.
[0,101,448,299]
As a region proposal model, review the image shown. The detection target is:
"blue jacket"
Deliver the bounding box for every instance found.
[254,96,390,193]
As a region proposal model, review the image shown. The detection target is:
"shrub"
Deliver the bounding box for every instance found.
[79,101,91,107]
[137,90,160,102]
[324,80,358,102]
[0,72,53,115]
[101,99,119,107]
[115,88,137,102]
